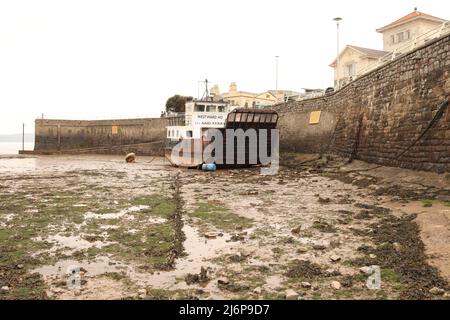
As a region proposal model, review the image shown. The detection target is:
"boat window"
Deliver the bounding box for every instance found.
[186,130,193,138]
[218,106,225,112]
[241,113,248,122]
[259,114,266,122]
[206,105,216,112]
[254,114,260,122]
[271,114,278,123]
[176,130,179,137]
[247,114,254,122]
[235,113,242,122]
[194,104,205,112]
[228,113,236,122]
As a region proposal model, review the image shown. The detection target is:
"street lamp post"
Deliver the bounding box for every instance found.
[333,17,342,90]
[275,55,279,101]
[22,123,25,151]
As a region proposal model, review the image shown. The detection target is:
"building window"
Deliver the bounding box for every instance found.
[391,35,395,44]
[344,63,356,77]
[218,106,225,112]
[396,32,404,43]
[186,130,192,138]
[405,30,411,40]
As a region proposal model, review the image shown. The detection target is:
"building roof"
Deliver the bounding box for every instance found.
[347,45,388,58]
[267,90,300,97]
[221,91,260,97]
[376,10,446,32]
[329,45,388,67]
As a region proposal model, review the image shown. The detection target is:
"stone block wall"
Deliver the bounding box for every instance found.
[35,118,168,156]
[271,34,450,172]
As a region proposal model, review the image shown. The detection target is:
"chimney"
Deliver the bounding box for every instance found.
[210,84,220,95]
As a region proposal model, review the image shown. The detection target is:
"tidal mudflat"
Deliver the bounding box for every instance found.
[0,155,449,300]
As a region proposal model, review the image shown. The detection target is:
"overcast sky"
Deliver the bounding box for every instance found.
[0,0,448,134]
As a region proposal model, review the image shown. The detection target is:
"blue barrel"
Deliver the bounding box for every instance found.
[201,163,217,171]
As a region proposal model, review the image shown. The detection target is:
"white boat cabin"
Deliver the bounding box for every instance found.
[166,100,236,140]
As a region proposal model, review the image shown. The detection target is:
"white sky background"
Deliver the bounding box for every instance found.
[0,0,448,134]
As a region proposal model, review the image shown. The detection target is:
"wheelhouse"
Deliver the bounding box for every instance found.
[226,108,278,129]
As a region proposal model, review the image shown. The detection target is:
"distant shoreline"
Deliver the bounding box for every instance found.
[0,141,34,155]
[0,133,34,143]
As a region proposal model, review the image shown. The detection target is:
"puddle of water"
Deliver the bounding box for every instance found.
[33,223,236,298]
[125,224,234,294]
[32,256,124,278]
[84,205,149,220]
[34,234,114,254]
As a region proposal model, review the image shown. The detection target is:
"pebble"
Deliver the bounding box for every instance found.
[369,254,377,259]
[301,282,312,288]
[1,286,9,292]
[285,289,299,300]
[205,232,218,239]
[359,266,372,274]
[330,281,341,290]
[16,264,24,269]
[52,287,63,294]
[297,247,308,254]
[312,244,327,251]
[217,277,230,285]
[253,287,262,295]
[330,255,341,262]
[393,242,402,252]
[291,226,302,234]
[325,268,340,276]
[138,288,147,295]
[175,274,185,281]
[429,287,445,295]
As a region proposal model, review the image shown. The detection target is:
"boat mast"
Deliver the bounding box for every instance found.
[201,79,209,100]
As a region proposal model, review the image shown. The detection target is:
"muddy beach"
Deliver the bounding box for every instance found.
[0,154,449,300]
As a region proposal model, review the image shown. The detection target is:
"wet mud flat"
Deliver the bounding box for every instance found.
[0,154,449,300]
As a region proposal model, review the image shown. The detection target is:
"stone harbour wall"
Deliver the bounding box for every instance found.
[271,34,450,172]
[34,118,168,156]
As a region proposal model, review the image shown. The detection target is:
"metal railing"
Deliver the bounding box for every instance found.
[354,21,450,82]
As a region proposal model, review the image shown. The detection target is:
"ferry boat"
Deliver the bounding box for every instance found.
[165,98,278,168]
